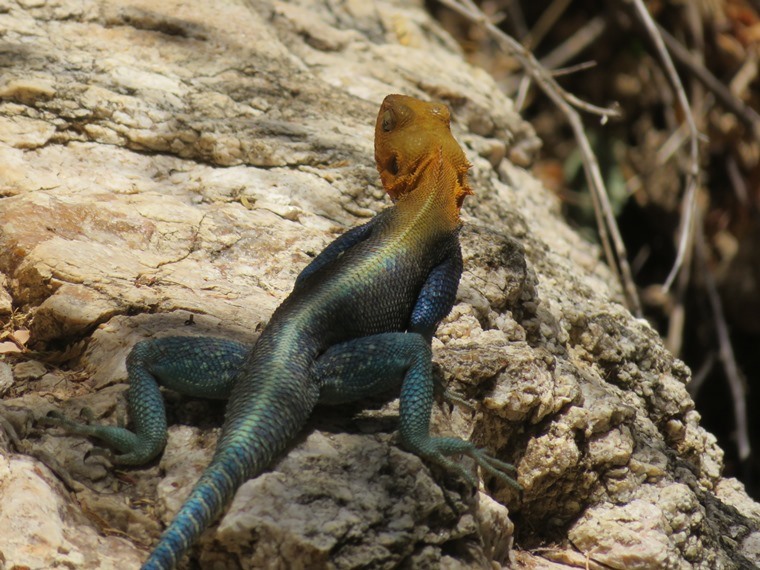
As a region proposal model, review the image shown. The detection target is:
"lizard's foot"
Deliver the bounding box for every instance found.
[42,409,111,442]
[431,368,475,411]
[42,409,163,466]
[84,445,116,464]
[440,389,476,411]
[41,411,115,464]
[410,436,521,491]
[42,407,94,428]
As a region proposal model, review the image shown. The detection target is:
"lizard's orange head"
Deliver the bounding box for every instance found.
[374,94,473,206]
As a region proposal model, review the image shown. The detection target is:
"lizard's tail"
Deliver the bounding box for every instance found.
[141,458,243,570]
[141,365,320,570]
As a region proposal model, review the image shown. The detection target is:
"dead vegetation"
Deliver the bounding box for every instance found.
[431,0,760,497]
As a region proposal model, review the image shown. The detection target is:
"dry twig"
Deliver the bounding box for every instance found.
[625,0,701,293]
[437,0,642,315]
[524,0,572,50]
[502,0,528,40]
[696,223,751,462]
[688,352,716,398]
[540,16,607,72]
[656,24,760,139]
[551,61,599,78]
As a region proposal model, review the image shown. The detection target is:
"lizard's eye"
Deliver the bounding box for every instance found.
[382,110,395,132]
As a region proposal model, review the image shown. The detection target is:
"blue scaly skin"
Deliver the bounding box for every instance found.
[47,95,519,569]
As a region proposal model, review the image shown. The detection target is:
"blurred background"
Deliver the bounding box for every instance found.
[429,0,760,497]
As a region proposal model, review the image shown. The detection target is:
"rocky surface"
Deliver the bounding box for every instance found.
[1,0,759,569]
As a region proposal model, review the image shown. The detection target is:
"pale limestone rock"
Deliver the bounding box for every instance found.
[12,360,46,380]
[568,499,684,570]
[0,455,143,569]
[0,362,12,397]
[0,275,12,315]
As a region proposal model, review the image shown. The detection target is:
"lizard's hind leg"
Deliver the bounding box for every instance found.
[45,336,248,466]
[313,332,520,490]
[314,332,411,405]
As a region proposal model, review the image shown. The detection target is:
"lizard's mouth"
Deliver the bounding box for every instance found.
[381,152,404,201]
[385,153,399,176]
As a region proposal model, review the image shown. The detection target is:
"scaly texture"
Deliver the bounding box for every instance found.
[47,95,517,570]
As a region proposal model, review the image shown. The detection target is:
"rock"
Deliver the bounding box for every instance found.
[12,360,46,380]
[1,0,759,569]
[0,455,143,569]
[197,432,484,569]
[0,275,12,315]
[0,362,12,397]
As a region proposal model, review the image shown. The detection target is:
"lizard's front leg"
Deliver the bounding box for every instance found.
[314,333,519,489]
[45,336,247,465]
[408,243,462,342]
[294,213,383,287]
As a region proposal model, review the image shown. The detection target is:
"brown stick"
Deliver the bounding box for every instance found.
[437,0,642,315]
[696,224,751,462]
[657,23,760,139]
[625,0,701,294]
[540,16,607,72]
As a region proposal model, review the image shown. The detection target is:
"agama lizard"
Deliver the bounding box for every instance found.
[47,95,519,569]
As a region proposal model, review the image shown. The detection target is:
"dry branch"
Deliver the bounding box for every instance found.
[624,0,701,293]
[697,224,751,462]
[437,0,642,315]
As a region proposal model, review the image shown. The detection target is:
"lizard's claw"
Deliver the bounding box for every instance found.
[408,436,522,491]
[40,410,80,431]
[42,407,96,428]
[84,446,115,465]
[441,389,476,411]
[468,447,521,491]
[40,409,66,424]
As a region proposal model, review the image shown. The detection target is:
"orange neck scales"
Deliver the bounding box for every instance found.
[374,94,473,228]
